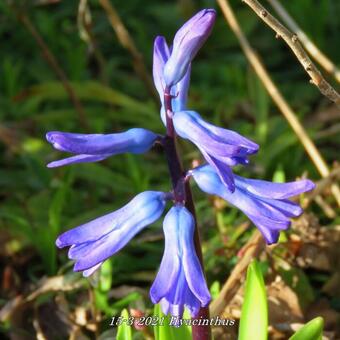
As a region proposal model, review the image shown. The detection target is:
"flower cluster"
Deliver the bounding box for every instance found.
[46,9,314,318]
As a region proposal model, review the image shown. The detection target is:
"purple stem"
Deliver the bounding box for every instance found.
[163,87,212,340]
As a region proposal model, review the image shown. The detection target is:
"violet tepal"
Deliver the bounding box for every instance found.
[153,36,191,125]
[173,110,259,192]
[190,165,315,244]
[164,9,216,87]
[56,191,168,276]
[150,206,210,317]
[46,128,158,168]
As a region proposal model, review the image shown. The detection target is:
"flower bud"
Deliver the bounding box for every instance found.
[163,9,216,87]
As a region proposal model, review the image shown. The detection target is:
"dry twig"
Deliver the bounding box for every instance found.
[78,0,108,84]
[210,230,264,317]
[241,0,340,106]
[303,165,340,207]
[99,0,158,101]
[267,0,340,84]
[217,0,340,207]
[18,13,89,130]
[0,125,21,152]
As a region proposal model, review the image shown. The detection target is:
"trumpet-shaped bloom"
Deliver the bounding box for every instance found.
[46,128,158,168]
[56,191,168,276]
[153,36,191,125]
[150,205,210,317]
[173,110,259,192]
[163,9,216,87]
[191,165,315,244]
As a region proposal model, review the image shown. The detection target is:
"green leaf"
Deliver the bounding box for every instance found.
[98,260,113,292]
[272,164,286,183]
[239,260,268,340]
[153,304,192,340]
[289,317,324,340]
[116,309,132,340]
[26,81,155,116]
[49,170,73,236]
[210,281,221,300]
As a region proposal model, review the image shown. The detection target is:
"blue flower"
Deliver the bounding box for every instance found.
[163,9,216,87]
[173,110,259,192]
[150,205,210,317]
[153,36,191,125]
[190,165,315,244]
[56,191,168,276]
[46,128,158,168]
[46,6,316,321]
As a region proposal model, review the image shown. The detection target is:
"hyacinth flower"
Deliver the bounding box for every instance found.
[46,7,316,334]
[153,36,191,125]
[173,110,259,192]
[56,191,168,276]
[46,128,158,168]
[190,165,315,244]
[150,206,210,317]
[163,9,216,87]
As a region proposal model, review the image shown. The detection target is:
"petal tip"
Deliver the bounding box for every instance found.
[305,179,316,192]
[47,161,58,168]
[55,237,65,248]
[45,132,54,143]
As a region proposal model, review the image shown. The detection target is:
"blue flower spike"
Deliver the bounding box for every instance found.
[190,165,315,244]
[150,205,210,317]
[46,128,158,168]
[46,7,315,322]
[173,110,259,192]
[56,191,168,276]
[164,9,216,87]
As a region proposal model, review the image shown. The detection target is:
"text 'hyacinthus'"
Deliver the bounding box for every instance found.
[46,8,314,319]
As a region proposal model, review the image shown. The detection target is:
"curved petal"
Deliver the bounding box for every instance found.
[235,176,315,199]
[259,197,303,217]
[150,205,183,303]
[195,112,259,152]
[164,9,216,86]
[46,128,157,155]
[251,219,281,245]
[161,266,201,318]
[191,165,313,245]
[160,298,170,316]
[73,195,166,271]
[191,164,229,197]
[179,207,211,306]
[56,191,166,248]
[200,149,235,192]
[83,262,103,277]
[151,206,210,318]
[153,36,170,105]
[153,37,191,125]
[150,252,181,304]
[47,153,111,168]
[199,173,289,222]
[173,111,242,156]
[172,64,191,113]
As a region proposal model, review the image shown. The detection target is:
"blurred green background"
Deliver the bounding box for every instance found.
[0,0,339,339]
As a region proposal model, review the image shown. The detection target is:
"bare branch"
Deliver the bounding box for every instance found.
[267,0,340,83]
[78,0,108,84]
[210,231,264,317]
[18,13,89,130]
[217,0,340,207]
[99,0,158,102]
[241,0,340,106]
